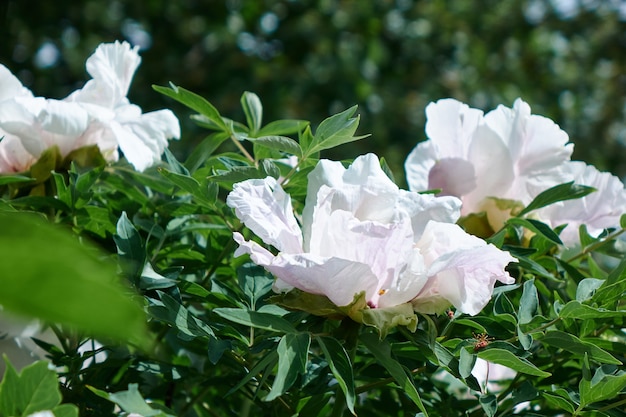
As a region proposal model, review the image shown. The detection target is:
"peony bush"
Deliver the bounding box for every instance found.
[0,42,625,417]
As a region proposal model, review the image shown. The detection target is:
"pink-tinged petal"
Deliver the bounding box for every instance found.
[424,98,484,158]
[405,140,438,193]
[309,187,415,303]
[397,190,461,237]
[427,157,477,197]
[414,221,515,315]
[227,177,303,253]
[303,154,400,248]
[464,124,515,213]
[0,133,37,173]
[0,65,33,101]
[484,98,573,202]
[539,161,626,245]
[233,232,378,307]
[377,247,428,308]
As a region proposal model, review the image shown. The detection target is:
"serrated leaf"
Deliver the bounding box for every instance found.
[317,336,356,415]
[213,308,297,333]
[477,348,550,377]
[0,213,146,344]
[518,181,596,217]
[266,333,310,401]
[360,332,429,416]
[539,331,621,364]
[241,91,263,133]
[153,84,227,130]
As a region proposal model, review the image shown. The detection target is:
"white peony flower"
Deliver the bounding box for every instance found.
[405,98,626,246]
[227,153,514,316]
[0,41,180,173]
[66,40,180,171]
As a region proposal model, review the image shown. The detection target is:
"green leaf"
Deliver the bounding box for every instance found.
[479,394,497,417]
[316,336,356,415]
[0,175,34,185]
[226,351,278,396]
[542,392,576,413]
[506,217,562,245]
[246,135,303,157]
[88,383,172,416]
[184,132,230,173]
[237,263,274,310]
[360,332,429,416]
[459,348,476,379]
[592,257,626,308]
[539,331,621,365]
[241,91,263,133]
[265,333,310,401]
[113,212,146,281]
[0,213,146,344]
[559,300,626,319]
[580,364,626,407]
[0,358,76,417]
[518,181,596,217]
[149,291,215,339]
[52,403,79,417]
[518,278,539,325]
[257,119,309,137]
[213,308,297,333]
[304,106,369,155]
[477,348,550,377]
[153,83,227,130]
[576,278,605,302]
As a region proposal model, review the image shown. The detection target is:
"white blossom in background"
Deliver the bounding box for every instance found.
[227,153,514,316]
[0,41,180,173]
[0,65,37,172]
[405,98,626,245]
[66,41,180,171]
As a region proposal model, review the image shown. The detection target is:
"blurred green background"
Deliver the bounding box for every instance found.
[3,0,626,184]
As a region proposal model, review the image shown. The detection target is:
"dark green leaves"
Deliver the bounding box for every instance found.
[266,333,311,401]
[317,336,356,415]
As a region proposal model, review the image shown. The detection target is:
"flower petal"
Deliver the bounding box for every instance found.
[227,177,303,253]
[233,232,379,307]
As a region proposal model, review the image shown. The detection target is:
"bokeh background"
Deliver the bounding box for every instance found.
[3,0,626,185]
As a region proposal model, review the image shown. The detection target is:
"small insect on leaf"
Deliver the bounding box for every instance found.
[473,332,494,351]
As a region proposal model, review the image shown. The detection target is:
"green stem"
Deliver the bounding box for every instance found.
[230,133,255,164]
[565,227,626,263]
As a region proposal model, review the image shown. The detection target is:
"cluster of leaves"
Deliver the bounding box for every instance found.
[0,86,625,417]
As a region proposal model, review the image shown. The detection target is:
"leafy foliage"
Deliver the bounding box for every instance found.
[0,86,625,417]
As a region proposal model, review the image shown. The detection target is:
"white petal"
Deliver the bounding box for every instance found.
[378,247,429,308]
[414,221,515,315]
[405,140,438,192]
[227,177,303,253]
[0,64,33,101]
[396,190,461,238]
[0,133,37,173]
[110,121,156,171]
[82,41,141,106]
[233,232,379,307]
[539,161,626,245]
[424,98,484,158]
